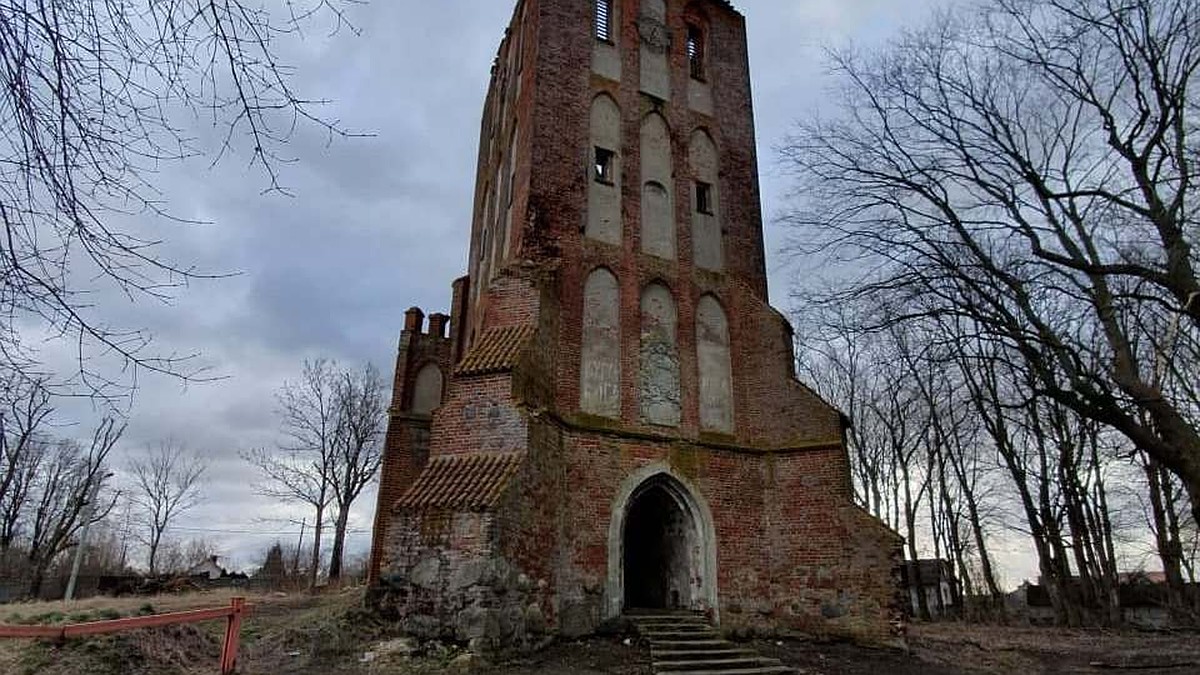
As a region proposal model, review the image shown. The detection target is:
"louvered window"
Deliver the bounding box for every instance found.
[687,25,704,79]
[595,0,613,42]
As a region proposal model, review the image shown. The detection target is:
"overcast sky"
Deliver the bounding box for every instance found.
[37,1,1067,581]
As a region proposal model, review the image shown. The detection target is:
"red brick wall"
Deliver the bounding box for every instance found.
[368,312,453,582]
[371,0,901,646]
[429,373,528,456]
[544,422,902,638]
[486,417,900,643]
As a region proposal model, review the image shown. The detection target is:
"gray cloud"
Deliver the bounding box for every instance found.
[35,1,1025,578]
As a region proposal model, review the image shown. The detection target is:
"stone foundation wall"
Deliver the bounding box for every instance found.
[374,508,549,650]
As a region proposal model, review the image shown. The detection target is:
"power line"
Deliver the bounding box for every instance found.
[160,524,373,536]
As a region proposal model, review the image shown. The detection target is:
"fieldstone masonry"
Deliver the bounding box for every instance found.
[369,0,903,651]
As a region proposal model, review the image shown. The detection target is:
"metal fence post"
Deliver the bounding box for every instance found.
[219,597,246,674]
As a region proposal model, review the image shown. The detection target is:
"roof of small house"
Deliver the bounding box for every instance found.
[395,452,523,512]
[899,559,956,586]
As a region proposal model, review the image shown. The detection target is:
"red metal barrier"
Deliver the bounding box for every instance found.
[0,597,252,674]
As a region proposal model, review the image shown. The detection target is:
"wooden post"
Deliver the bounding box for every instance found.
[219,597,246,674]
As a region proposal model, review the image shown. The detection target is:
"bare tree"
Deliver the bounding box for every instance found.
[0,1,360,398]
[1142,455,1199,622]
[327,363,386,581]
[245,358,338,589]
[24,418,124,597]
[0,374,54,554]
[156,536,219,575]
[795,291,1151,624]
[246,359,386,587]
[128,441,207,574]
[782,0,1200,524]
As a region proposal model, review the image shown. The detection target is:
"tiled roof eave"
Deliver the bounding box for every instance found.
[454,325,535,376]
[394,452,524,513]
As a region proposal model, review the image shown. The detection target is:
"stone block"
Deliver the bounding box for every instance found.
[456,607,500,641]
[404,614,441,639]
[450,560,486,590]
[559,599,597,637]
[500,605,526,641]
[411,555,442,590]
[524,603,547,634]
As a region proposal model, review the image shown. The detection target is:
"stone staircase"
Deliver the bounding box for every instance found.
[627,612,794,675]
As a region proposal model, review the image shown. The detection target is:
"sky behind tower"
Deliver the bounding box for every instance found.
[37,1,1060,581]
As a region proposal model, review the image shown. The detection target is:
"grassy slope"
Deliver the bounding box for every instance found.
[0,588,396,675]
[0,589,651,675]
[9,590,1192,675]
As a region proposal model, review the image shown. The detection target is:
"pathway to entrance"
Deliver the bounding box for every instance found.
[627,611,794,674]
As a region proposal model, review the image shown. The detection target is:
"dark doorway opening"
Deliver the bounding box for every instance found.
[623,482,692,610]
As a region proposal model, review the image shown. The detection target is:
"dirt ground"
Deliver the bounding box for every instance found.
[2,590,1198,674]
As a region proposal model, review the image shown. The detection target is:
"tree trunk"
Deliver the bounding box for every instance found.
[148,529,161,576]
[28,558,47,599]
[1085,445,1122,627]
[1146,458,1191,626]
[327,506,350,581]
[308,503,324,591]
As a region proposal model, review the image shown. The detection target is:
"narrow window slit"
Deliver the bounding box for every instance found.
[595,147,615,184]
[696,181,713,214]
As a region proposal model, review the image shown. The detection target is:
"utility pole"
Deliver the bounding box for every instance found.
[292,518,306,578]
[65,471,113,602]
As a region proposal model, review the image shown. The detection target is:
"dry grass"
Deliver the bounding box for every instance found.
[0,587,373,675]
[908,622,1200,673]
[1,587,274,624]
[5,592,1200,675]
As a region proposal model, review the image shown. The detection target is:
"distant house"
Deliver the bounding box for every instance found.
[1006,572,1197,628]
[900,559,959,619]
[187,555,226,580]
[1119,570,1167,585]
[1006,581,1056,624]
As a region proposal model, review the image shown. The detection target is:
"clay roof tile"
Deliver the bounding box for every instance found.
[454,325,535,376]
[394,452,523,512]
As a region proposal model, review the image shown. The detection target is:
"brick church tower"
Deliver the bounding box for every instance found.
[369,0,900,647]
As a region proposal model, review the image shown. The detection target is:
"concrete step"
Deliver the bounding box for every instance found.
[649,639,735,649]
[641,626,720,635]
[642,630,722,640]
[657,662,796,667]
[641,627,714,635]
[652,649,759,660]
[624,613,794,675]
[634,619,712,628]
[632,621,712,630]
[655,657,779,671]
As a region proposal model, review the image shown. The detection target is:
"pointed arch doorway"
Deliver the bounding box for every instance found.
[605,465,719,618]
